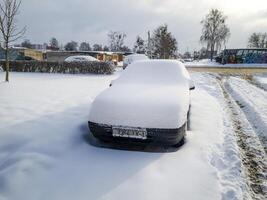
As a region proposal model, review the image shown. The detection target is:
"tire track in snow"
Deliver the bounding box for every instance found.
[225,76,267,152]
[215,75,267,200]
[240,74,267,92]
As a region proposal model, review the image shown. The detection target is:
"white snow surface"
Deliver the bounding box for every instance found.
[185,59,267,68]
[123,54,149,65]
[65,55,99,62]
[0,71,246,200]
[253,74,267,90]
[89,60,190,128]
[225,76,267,148]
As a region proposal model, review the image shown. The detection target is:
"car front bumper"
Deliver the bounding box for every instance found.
[88,121,186,146]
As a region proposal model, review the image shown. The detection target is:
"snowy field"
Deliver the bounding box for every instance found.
[253,73,267,91]
[0,71,266,200]
[185,59,267,68]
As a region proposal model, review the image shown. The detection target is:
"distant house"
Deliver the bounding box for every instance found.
[46,51,125,64]
[217,48,267,64]
[0,47,25,61]
[0,48,128,64]
[0,47,45,61]
[24,49,45,61]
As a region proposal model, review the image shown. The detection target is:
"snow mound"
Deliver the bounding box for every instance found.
[185,59,267,68]
[226,77,267,148]
[119,60,190,84]
[253,74,267,90]
[123,54,149,66]
[0,71,257,200]
[65,55,99,62]
[89,60,190,128]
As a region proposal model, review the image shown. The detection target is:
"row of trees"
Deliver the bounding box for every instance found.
[0,0,265,82]
[17,8,233,62]
[248,32,267,48]
[133,25,178,59]
[20,33,130,52]
[64,25,178,59]
[20,26,178,60]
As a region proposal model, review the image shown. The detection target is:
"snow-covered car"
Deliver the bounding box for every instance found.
[64,55,98,62]
[88,60,194,146]
[123,54,149,69]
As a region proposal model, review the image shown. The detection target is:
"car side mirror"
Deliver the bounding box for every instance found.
[189,79,195,90]
[190,86,195,90]
[109,80,115,87]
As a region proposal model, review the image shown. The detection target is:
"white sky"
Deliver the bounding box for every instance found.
[17,0,267,52]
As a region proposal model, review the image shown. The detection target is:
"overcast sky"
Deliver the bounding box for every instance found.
[17,0,267,52]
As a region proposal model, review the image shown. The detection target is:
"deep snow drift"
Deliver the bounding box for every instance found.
[0,71,261,200]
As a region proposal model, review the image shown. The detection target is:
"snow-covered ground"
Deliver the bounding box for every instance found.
[185,59,267,68]
[225,77,267,149]
[253,73,267,90]
[0,71,266,199]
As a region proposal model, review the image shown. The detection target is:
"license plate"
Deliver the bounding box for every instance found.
[112,126,147,140]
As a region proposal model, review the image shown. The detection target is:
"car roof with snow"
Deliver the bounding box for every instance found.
[124,54,149,64]
[118,60,190,85]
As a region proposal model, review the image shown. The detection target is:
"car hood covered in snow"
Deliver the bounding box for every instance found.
[89,60,190,129]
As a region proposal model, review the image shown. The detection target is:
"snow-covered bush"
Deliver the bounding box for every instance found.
[0,61,115,74]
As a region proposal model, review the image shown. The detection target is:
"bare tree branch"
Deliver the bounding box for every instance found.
[0,0,26,82]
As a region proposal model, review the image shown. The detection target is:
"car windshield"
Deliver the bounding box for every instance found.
[117,60,189,85]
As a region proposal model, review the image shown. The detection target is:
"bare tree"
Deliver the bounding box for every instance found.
[108,31,126,52]
[64,41,78,51]
[200,9,230,60]
[50,37,59,50]
[248,32,267,48]
[79,42,91,51]
[0,0,26,82]
[92,44,102,51]
[133,35,146,54]
[21,39,31,48]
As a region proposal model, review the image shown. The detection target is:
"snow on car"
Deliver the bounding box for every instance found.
[64,55,99,62]
[123,54,149,69]
[88,60,194,146]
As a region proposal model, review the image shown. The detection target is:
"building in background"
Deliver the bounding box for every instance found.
[216,49,267,64]
[24,49,45,61]
[0,47,45,61]
[0,47,128,64]
[0,47,26,60]
[46,51,124,64]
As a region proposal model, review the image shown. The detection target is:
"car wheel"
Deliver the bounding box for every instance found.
[172,136,185,148]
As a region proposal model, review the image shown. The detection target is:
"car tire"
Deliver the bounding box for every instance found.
[172,136,185,148]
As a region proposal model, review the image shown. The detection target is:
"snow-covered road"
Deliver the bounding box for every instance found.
[0,71,266,200]
[253,74,267,91]
[225,77,267,150]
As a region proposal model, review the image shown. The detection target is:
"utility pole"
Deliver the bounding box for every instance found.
[147,31,152,58]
